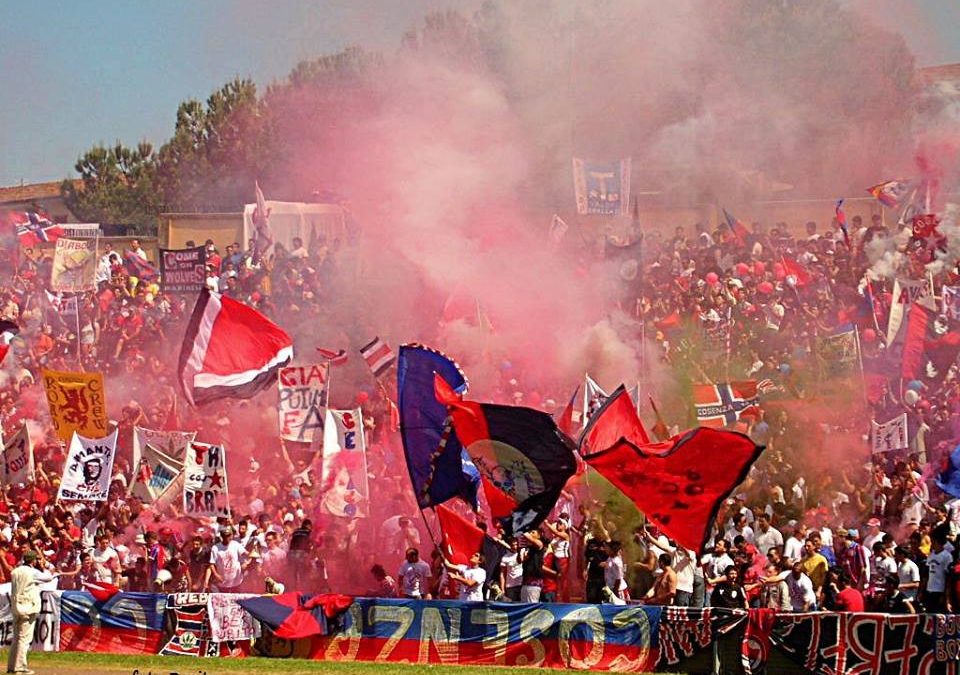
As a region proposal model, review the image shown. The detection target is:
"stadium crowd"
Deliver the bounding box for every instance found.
[0,208,959,617]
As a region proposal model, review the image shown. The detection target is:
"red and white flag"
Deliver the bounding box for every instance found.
[316,347,348,366]
[0,320,18,365]
[178,289,293,406]
[359,337,395,378]
[82,580,121,602]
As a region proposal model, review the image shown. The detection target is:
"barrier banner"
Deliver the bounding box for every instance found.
[59,591,166,654]
[0,591,61,652]
[159,246,206,295]
[302,599,662,671]
[277,364,328,443]
[50,237,96,292]
[184,442,230,518]
[769,611,957,674]
[657,606,745,667]
[42,369,108,443]
[161,593,217,657]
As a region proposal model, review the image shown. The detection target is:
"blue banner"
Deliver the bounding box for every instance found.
[572,158,632,215]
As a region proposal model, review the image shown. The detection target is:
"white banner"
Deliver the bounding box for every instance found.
[57,430,117,502]
[207,593,261,642]
[943,286,960,321]
[50,237,96,293]
[132,426,195,472]
[1,426,33,485]
[0,591,61,652]
[320,408,369,518]
[871,413,909,454]
[130,443,183,504]
[184,442,230,518]
[277,364,328,443]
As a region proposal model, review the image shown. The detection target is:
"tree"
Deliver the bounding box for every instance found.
[61,141,161,233]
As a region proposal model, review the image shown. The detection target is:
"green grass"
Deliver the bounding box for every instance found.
[2,650,671,674]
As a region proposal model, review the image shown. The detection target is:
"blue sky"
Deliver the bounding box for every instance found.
[1,0,958,186]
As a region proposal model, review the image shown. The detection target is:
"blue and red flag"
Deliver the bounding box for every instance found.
[123,251,158,281]
[435,374,578,536]
[59,590,165,654]
[835,199,850,249]
[239,593,352,639]
[722,208,750,245]
[398,344,480,509]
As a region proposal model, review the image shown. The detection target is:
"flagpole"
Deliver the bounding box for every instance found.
[855,326,867,405]
[75,292,82,370]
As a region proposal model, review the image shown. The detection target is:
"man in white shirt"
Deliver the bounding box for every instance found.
[862,518,886,552]
[446,552,486,602]
[205,526,247,591]
[754,513,784,558]
[9,551,58,674]
[925,535,952,612]
[91,533,121,585]
[500,540,523,602]
[894,546,921,602]
[724,513,755,546]
[397,548,432,599]
[783,523,807,564]
[785,561,817,611]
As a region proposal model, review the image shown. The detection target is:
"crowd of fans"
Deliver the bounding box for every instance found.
[0,206,959,615]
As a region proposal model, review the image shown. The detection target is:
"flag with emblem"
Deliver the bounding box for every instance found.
[693,382,761,428]
[13,211,63,246]
[359,337,395,378]
[435,375,577,536]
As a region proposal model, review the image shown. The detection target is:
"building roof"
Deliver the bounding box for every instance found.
[0,180,80,205]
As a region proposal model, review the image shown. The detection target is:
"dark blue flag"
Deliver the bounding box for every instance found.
[397,344,480,508]
[937,443,960,499]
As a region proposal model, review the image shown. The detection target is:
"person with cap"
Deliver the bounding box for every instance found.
[8,550,58,674]
[863,517,886,552]
[838,528,869,592]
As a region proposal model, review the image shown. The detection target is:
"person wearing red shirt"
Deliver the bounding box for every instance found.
[541,539,560,602]
[835,570,865,612]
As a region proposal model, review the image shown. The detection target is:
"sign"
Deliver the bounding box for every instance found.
[132,426,195,470]
[161,593,218,657]
[42,370,108,443]
[887,277,933,344]
[871,414,909,454]
[59,223,102,239]
[277,364,328,443]
[130,443,183,504]
[320,408,369,518]
[57,430,117,502]
[159,246,206,294]
[208,593,261,643]
[0,591,60,652]
[1,426,33,485]
[50,237,96,292]
[184,442,230,518]
[572,158,632,215]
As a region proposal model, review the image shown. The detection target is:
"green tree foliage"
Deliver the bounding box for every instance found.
[61,141,160,234]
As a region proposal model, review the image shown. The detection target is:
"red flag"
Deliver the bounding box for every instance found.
[654,311,681,332]
[582,398,763,551]
[0,320,18,365]
[557,386,579,437]
[901,299,933,379]
[741,607,777,675]
[436,503,485,565]
[316,347,348,366]
[178,289,293,406]
[649,395,670,441]
[581,385,650,454]
[780,256,811,286]
[82,580,121,603]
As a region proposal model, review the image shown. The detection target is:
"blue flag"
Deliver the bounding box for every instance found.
[937,443,960,499]
[397,344,480,508]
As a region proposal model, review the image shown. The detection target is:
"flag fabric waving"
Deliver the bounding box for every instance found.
[693,382,761,428]
[867,179,912,208]
[178,289,293,406]
[435,375,578,535]
[397,344,480,509]
[359,337,395,377]
[238,593,352,640]
[82,580,121,603]
[937,443,960,499]
[435,503,486,566]
[252,180,273,258]
[556,386,579,437]
[722,208,749,245]
[0,320,18,365]
[582,385,650,454]
[581,399,764,551]
[316,347,348,366]
[13,211,63,246]
[780,256,811,287]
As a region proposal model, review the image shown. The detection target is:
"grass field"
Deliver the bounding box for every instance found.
[1,651,670,675]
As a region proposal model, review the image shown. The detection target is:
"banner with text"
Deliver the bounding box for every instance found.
[572,158,632,216]
[159,246,206,295]
[320,408,369,518]
[50,237,96,292]
[1,425,33,485]
[184,442,230,518]
[277,364,328,443]
[42,369,108,443]
[57,429,117,502]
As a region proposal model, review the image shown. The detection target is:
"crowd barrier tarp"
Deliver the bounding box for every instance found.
[59,591,166,654]
[161,592,254,658]
[257,598,664,671]
[0,591,61,652]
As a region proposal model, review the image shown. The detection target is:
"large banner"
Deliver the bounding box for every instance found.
[42,369,108,443]
[130,442,183,504]
[871,413,909,454]
[184,442,230,518]
[50,237,96,292]
[0,591,60,652]
[319,408,369,518]
[886,277,933,344]
[59,591,165,655]
[572,157,632,216]
[57,429,117,502]
[132,426,195,469]
[306,598,662,670]
[1,425,33,484]
[208,593,261,643]
[159,246,206,295]
[277,364,328,443]
[242,201,346,255]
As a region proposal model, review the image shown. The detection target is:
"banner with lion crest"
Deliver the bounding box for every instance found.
[42,370,108,443]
